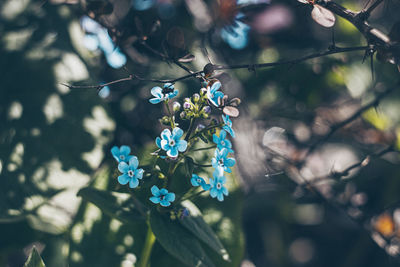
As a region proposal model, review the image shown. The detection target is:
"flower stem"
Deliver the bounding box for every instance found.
[137,223,156,267]
[185,118,196,141]
[191,145,217,152]
[165,101,175,128]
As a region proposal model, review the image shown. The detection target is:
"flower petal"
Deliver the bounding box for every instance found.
[120,145,131,155]
[161,129,171,140]
[151,185,160,196]
[217,192,224,201]
[210,188,218,198]
[167,146,178,157]
[220,130,227,139]
[156,137,162,148]
[149,98,162,104]
[211,81,221,93]
[129,156,139,169]
[151,86,163,98]
[135,168,144,179]
[111,146,120,157]
[129,178,139,188]
[224,158,236,167]
[165,192,175,202]
[159,188,168,195]
[177,140,187,152]
[150,196,160,204]
[118,174,130,185]
[118,162,129,173]
[172,127,184,139]
[160,200,171,207]
[201,183,211,191]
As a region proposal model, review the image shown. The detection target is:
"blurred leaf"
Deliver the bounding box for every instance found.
[150,209,215,267]
[78,187,144,224]
[311,5,336,28]
[24,247,46,267]
[179,200,230,262]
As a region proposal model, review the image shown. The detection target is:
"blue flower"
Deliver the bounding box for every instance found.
[149,185,175,207]
[149,83,179,104]
[212,148,236,173]
[111,145,132,163]
[213,130,234,153]
[222,114,235,138]
[117,156,144,188]
[206,81,225,107]
[191,174,211,191]
[156,127,187,157]
[209,171,229,201]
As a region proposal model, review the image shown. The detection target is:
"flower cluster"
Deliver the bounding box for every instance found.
[111,78,239,209]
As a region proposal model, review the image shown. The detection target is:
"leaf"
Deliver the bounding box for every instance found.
[223,106,239,117]
[24,246,46,267]
[150,210,215,267]
[179,200,230,261]
[77,187,144,224]
[311,5,336,28]
[178,54,195,63]
[184,156,195,178]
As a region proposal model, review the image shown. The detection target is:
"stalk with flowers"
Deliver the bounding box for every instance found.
[78,77,240,266]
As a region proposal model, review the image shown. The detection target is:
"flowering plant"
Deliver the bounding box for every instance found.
[78,78,240,266]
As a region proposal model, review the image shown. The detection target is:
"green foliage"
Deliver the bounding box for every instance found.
[77,187,145,223]
[149,209,215,267]
[24,247,46,267]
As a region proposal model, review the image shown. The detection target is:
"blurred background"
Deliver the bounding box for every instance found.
[1,0,400,266]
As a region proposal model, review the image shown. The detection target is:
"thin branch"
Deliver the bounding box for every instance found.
[61,45,368,90]
[363,0,384,18]
[303,85,397,159]
[215,46,367,71]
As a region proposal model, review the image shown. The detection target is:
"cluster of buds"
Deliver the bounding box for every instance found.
[178,93,211,120]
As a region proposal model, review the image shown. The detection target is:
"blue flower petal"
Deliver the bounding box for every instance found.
[168,146,178,157]
[151,86,163,98]
[156,137,162,148]
[201,183,211,191]
[149,98,162,104]
[118,162,129,173]
[120,145,131,155]
[159,188,168,195]
[135,168,144,179]
[172,127,184,139]
[210,187,218,198]
[118,174,130,185]
[161,129,171,140]
[129,178,139,188]
[165,192,175,202]
[150,196,160,204]
[224,158,236,167]
[177,140,187,152]
[160,199,171,207]
[129,156,139,169]
[217,192,224,201]
[151,185,160,196]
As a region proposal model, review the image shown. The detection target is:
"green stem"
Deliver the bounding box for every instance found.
[191,145,217,152]
[189,123,223,140]
[181,190,207,202]
[185,118,196,141]
[137,224,156,267]
[165,101,175,128]
[193,162,212,167]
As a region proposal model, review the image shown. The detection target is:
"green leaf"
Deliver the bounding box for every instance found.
[199,133,209,143]
[24,246,46,267]
[150,209,215,267]
[184,156,195,178]
[179,200,230,261]
[77,187,144,224]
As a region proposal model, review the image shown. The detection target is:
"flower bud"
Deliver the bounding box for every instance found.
[196,124,205,131]
[183,102,191,109]
[180,111,186,119]
[202,106,211,114]
[192,93,200,103]
[172,102,181,112]
[160,116,170,125]
[200,87,207,95]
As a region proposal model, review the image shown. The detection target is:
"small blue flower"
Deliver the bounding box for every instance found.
[213,130,234,153]
[111,145,132,163]
[149,83,179,104]
[117,156,144,188]
[156,127,187,157]
[150,185,175,207]
[212,148,236,173]
[191,174,211,191]
[209,171,229,202]
[222,114,235,138]
[206,81,225,107]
